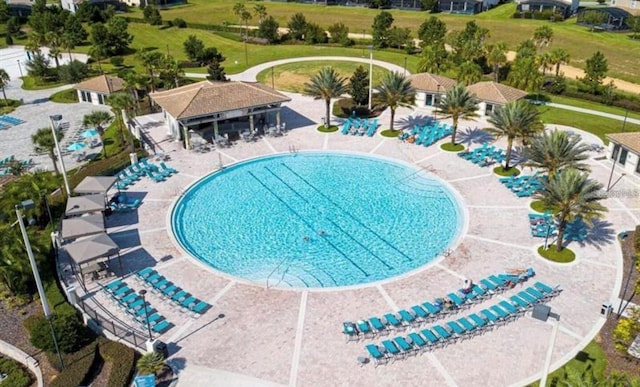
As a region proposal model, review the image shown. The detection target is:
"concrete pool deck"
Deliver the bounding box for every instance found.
[68,93,638,386]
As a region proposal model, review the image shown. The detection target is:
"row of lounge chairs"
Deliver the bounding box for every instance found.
[0,155,14,166]
[399,122,453,147]
[116,160,178,189]
[342,270,536,341]
[499,173,546,198]
[458,142,507,167]
[135,267,210,317]
[529,213,587,241]
[108,192,142,212]
[101,279,172,334]
[0,115,24,126]
[341,118,379,137]
[363,281,562,366]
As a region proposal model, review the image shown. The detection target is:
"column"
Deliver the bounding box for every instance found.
[183,124,190,150]
[249,115,255,132]
[276,109,281,127]
[214,121,219,137]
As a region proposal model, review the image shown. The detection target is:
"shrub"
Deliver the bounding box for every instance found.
[634,224,640,253]
[49,341,98,387]
[68,149,146,189]
[136,352,165,376]
[0,356,32,387]
[173,18,187,28]
[24,311,87,354]
[612,306,640,352]
[99,340,136,387]
[57,60,89,84]
[110,56,124,67]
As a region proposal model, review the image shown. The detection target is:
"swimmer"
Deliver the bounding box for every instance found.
[318,230,326,236]
[303,236,310,242]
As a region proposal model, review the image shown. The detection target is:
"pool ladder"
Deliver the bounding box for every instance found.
[288,145,298,154]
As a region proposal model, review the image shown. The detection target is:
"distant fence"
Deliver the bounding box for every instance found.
[77,298,148,351]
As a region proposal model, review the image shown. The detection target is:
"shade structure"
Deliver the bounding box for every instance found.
[65,194,105,216]
[61,213,105,240]
[67,142,87,151]
[63,232,119,266]
[74,176,117,195]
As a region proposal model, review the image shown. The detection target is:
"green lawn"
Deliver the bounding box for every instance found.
[20,76,67,91]
[530,340,607,386]
[50,88,78,104]
[549,95,640,121]
[255,61,388,93]
[124,1,640,82]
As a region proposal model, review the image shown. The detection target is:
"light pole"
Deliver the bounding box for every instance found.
[403,56,407,77]
[532,304,560,387]
[368,45,373,111]
[16,200,64,369]
[49,115,71,197]
[621,109,629,132]
[139,289,153,341]
[16,59,24,78]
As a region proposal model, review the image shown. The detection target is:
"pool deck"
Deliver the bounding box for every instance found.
[68,93,639,387]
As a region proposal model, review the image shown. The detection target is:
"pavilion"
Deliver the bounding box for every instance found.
[409,73,457,108]
[466,81,528,116]
[606,132,640,176]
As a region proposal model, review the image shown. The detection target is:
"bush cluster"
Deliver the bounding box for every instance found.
[49,341,98,387]
[0,356,32,387]
[613,307,640,352]
[562,89,640,113]
[99,340,136,387]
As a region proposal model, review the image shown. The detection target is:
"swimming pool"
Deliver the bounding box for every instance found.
[171,152,464,289]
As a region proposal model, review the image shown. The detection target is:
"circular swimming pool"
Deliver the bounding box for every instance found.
[171,152,464,288]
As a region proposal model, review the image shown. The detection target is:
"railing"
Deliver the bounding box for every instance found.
[77,298,147,351]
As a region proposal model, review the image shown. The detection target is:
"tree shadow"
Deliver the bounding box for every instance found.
[456,127,494,146]
[574,218,616,249]
[395,113,434,130]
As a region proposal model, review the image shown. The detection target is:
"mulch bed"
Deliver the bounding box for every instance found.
[595,230,640,377]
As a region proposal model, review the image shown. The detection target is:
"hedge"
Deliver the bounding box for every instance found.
[99,339,136,387]
[0,356,32,387]
[49,341,98,387]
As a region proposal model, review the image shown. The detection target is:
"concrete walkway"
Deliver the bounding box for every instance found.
[0,339,43,387]
[547,103,640,125]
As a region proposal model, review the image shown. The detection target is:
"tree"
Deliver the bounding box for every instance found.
[328,22,349,45]
[198,47,225,67]
[258,16,280,43]
[366,0,392,7]
[31,127,63,174]
[253,3,267,23]
[349,65,369,106]
[523,129,591,180]
[629,15,640,39]
[305,23,328,44]
[83,111,112,158]
[417,44,448,74]
[508,56,543,92]
[233,2,247,25]
[303,67,347,129]
[0,0,9,23]
[387,26,412,50]
[5,32,13,46]
[0,69,9,104]
[372,11,393,48]
[486,43,507,82]
[57,60,89,83]
[374,72,415,132]
[104,17,133,56]
[420,0,439,12]
[535,168,606,252]
[581,10,607,32]
[287,13,307,41]
[538,52,554,75]
[89,23,110,66]
[448,20,489,64]
[239,9,252,38]
[418,16,447,49]
[138,49,163,92]
[45,31,62,68]
[435,83,479,145]
[158,54,183,89]
[532,25,554,49]
[62,15,87,59]
[143,5,162,26]
[549,48,570,77]
[206,60,227,82]
[137,352,166,376]
[107,92,135,148]
[581,51,608,94]
[183,35,205,62]
[515,39,537,61]
[456,61,482,86]
[486,100,543,169]
[25,50,50,79]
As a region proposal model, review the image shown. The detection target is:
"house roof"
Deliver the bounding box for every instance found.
[149,81,292,120]
[466,81,528,104]
[74,75,124,94]
[606,132,640,155]
[408,73,457,93]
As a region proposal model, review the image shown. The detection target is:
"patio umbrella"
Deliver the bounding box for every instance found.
[74,176,117,195]
[67,142,86,152]
[81,128,99,138]
[61,213,105,240]
[65,194,105,216]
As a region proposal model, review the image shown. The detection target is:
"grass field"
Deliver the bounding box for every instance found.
[125,1,640,82]
[255,61,388,93]
[529,340,607,386]
[538,105,640,142]
[548,95,640,121]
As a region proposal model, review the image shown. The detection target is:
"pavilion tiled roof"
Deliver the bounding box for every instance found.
[74,75,124,94]
[606,132,640,154]
[408,73,457,93]
[466,81,528,104]
[149,81,292,120]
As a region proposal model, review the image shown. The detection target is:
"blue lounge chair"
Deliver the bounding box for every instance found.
[104,279,123,293]
[525,287,547,301]
[457,317,477,334]
[422,302,441,316]
[343,322,359,341]
[161,285,179,299]
[420,329,441,347]
[190,301,210,315]
[499,300,522,316]
[171,290,188,303]
[490,305,510,321]
[365,344,387,366]
[180,296,197,309]
[381,340,401,357]
[121,293,139,305]
[151,279,169,291]
[446,321,466,337]
[480,278,498,292]
[160,162,178,174]
[152,320,171,333]
[468,313,489,330]
[398,310,416,325]
[518,291,539,304]
[383,313,404,330]
[139,313,163,326]
[432,325,453,343]
[357,320,373,337]
[510,295,531,309]
[410,305,429,320]
[471,284,489,299]
[127,299,145,313]
[112,286,131,298]
[447,292,466,307]
[145,273,162,286]
[369,317,387,334]
[137,267,155,279]
[393,336,416,356]
[535,281,560,296]
[407,332,428,351]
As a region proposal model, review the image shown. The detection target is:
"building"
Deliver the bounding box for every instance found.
[606,132,640,176]
[610,0,640,12]
[576,7,633,30]
[149,80,291,148]
[74,75,125,106]
[438,0,499,14]
[60,0,122,13]
[515,0,578,19]
[466,81,528,116]
[409,73,457,108]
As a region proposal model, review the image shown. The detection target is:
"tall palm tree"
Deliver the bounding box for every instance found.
[45,31,62,68]
[31,127,63,175]
[523,129,591,180]
[486,42,507,82]
[436,83,479,145]
[303,67,347,129]
[538,52,554,75]
[456,61,482,86]
[374,71,415,133]
[138,50,163,93]
[83,111,113,158]
[486,100,543,169]
[0,69,9,104]
[534,168,606,252]
[107,92,135,149]
[550,48,570,77]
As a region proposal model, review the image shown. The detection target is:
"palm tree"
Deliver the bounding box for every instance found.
[550,48,570,77]
[374,71,415,133]
[303,67,347,129]
[486,42,507,82]
[83,111,113,158]
[0,69,9,104]
[31,127,63,175]
[534,168,606,252]
[45,31,62,68]
[523,129,591,180]
[0,171,60,222]
[486,100,543,169]
[138,50,163,93]
[254,3,267,23]
[0,227,38,295]
[436,83,479,145]
[456,61,482,86]
[538,52,554,75]
[137,352,166,376]
[107,92,135,149]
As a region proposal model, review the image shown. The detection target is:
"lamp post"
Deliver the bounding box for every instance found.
[16,59,24,78]
[16,200,64,369]
[531,304,560,387]
[139,289,153,341]
[49,115,71,197]
[621,109,629,132]
[434,84,441,120]
[367,45,373,111]
[403,56,407,77]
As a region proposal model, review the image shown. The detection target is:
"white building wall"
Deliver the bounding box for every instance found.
[61,0,76,12]
[477,101,488,116]
[415,92,426,107]
[607,141,640,175]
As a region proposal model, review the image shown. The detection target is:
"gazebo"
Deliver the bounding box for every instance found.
[65,194,105,217]
[61,213,105,241]
[63,233,121,289]
[73,176,117,195]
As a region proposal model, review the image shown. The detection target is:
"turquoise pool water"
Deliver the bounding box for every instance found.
[171,152,464,288]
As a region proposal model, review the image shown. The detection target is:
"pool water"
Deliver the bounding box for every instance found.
[171,152,464,288]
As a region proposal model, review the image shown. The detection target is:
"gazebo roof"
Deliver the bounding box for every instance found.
[74,75,124,94]
[408,73,457,93]
[65,194,105,217]
[73,176,117,195]
[606,132,640,154]
[63,233,119,266]
[149,81,292,120]
[61,213,105,240]
[466,81,528,104]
